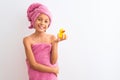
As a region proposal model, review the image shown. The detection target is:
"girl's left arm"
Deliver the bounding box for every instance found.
[50,35,58,64]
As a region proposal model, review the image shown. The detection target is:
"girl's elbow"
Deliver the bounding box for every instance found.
[51,61,55,65]
[30,62,37,69]
[51,60,57,64]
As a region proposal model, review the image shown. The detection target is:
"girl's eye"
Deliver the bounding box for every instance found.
[38,18,42,21]
[38,19,41,21]
[45,20,48,23]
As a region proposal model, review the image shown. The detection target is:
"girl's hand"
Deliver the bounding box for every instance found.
[53,66,59,76]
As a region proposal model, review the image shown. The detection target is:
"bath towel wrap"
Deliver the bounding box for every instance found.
[26,43,58,80]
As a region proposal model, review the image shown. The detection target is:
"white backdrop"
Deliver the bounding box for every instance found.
[0,0,120,80]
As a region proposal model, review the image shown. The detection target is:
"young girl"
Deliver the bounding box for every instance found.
[23,3,66,80]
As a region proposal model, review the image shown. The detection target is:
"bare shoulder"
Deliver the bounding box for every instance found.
[23,35,32,46]
[47,34,57,43]
[47,34,56,40]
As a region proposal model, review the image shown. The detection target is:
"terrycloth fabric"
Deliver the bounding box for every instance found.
[27,3,52,29]
[26,43,58,80]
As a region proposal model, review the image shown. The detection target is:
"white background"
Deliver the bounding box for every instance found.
[0,0,120,80]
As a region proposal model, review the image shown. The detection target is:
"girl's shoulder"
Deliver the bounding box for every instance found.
[47,33,56,39]
[23,34,32,40]
[46,34,57,43]
[23,34,33,45]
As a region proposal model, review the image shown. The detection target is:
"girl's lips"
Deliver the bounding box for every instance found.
[39,26,46,31]
[39,26,43,29]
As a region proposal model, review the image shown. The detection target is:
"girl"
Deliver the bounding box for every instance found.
[23,3,66,80]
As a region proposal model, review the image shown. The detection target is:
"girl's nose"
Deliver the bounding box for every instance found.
[41,20,45,25]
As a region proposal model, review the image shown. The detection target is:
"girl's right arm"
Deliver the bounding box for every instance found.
[23,37,58,74]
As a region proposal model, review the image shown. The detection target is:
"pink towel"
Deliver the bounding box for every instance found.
[26,43,58,80]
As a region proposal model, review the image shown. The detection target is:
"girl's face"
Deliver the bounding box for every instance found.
[34,13,50,32]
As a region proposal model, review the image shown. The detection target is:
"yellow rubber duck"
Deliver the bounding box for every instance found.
[58,28,66,40]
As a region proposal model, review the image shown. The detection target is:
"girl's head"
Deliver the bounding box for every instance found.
[27,3,52,29]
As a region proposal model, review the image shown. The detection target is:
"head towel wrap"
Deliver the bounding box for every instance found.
[27,3,52,29]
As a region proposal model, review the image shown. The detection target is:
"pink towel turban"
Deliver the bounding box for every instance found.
[27,3,52,29]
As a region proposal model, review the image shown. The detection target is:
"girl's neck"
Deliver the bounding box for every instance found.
[33,31,46,37]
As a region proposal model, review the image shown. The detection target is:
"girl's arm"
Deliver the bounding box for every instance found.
[50,34,67,64]
[50,35,58,64]
[23,37,58,74]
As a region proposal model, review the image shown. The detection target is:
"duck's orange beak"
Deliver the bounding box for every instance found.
[62,30,65,33]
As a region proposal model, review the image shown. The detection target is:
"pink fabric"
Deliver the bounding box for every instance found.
[26,43,58,80]
[27,3,52,29]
